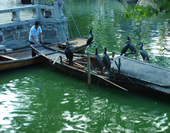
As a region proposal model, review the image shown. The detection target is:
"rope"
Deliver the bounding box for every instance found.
[63,5,81,38]
[68,21,73,39]
[62,5,74,39]
[56,5,82,42]
[68,10,82,38]
[58,20,68,42]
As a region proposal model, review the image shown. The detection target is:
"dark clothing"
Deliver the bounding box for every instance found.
[30,41,36,57]
[30,41,35,44]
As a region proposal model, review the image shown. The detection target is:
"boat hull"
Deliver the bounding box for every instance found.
[30,44,170,99]
[0,56,44,71]
[0,47,45,71]
[111,56,170,95]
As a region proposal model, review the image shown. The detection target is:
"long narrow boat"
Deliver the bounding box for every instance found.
[31,44,170,97]
[0,38,88,71]
[30,44,131,92]
[111,56,170,95]
[0,48,44,71]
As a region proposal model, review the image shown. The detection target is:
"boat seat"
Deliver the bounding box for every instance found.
[0,55,17,60]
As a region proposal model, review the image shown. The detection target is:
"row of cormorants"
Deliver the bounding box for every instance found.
[94,47,112,74]
[65,29,151,74]
[65,28,111,74]
[121,36,151,62]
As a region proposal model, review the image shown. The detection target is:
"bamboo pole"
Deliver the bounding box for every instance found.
[90,71,128,92]
[75,61,128,92]
[87,52,91,89]
[118,58,121,74]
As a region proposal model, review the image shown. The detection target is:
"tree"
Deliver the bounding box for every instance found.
[119,0,170,22]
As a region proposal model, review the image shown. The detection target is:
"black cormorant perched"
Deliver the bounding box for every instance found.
[95,47,103,74]
[65,42,73,65]
[86,28,93,45]
[103,47,111,73]
[139,43,151,63]
[120,40,129,56]
[127,36,138,57]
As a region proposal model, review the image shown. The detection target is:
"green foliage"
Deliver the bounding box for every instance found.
[123,0,170,21]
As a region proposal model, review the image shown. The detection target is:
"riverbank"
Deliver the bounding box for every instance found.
[0,1,68,49]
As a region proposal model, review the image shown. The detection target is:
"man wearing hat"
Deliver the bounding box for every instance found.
[29,21,44,45]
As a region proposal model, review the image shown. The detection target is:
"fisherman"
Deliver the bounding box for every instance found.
[29,21,43,45]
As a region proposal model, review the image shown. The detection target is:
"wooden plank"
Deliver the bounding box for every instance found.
[0,55,17,60]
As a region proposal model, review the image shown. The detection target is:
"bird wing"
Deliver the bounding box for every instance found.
[103,54,111,69]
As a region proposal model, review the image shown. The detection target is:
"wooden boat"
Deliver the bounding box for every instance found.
[44,38,88,53]
[31,44,130,92]
[0,48,44,71]
[31,44,170,97]
[111,56,170,95]
[0,38,88,71]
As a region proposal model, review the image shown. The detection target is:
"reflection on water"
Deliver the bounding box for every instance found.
[0,65,170,132]
[65,0,170,68]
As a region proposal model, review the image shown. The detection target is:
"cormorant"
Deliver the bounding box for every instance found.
[139,43,151,63]
[127,36,138,57]
[103,47,111,73]
[95,47,103,74]
[120,40,129,56]
[65,42,73,65]
[86,28,93,45]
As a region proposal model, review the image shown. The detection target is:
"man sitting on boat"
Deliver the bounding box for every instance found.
[29,21,44,45]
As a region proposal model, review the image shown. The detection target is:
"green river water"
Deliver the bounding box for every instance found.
[0,0,170,132]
